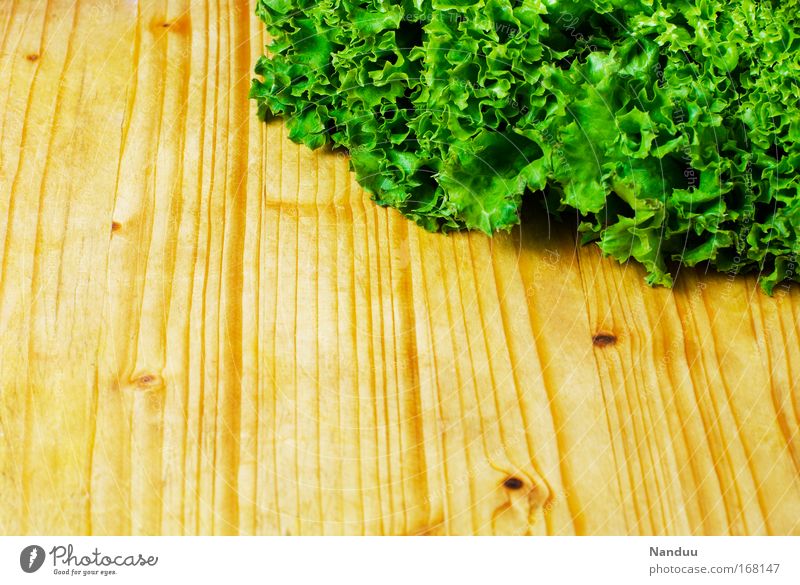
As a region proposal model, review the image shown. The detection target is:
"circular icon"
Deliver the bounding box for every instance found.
[20,545,46,573]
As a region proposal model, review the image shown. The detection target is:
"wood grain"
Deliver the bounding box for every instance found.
[0,0,798,535]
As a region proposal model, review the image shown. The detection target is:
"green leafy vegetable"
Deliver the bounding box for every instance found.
[250,0,800,293]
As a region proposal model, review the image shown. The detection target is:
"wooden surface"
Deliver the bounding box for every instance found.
[1,0,799,536]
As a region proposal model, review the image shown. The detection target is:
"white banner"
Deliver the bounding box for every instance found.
[0,537,797,584]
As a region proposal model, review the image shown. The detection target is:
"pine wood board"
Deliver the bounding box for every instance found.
[0,0,798,535]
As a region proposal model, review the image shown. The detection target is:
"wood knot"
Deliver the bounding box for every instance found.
[503,477,525,490]
[111,221,122,233]
[592,332,617,347]
[153,14,189,35]
[25,54,39,62]
[132,373,163,390]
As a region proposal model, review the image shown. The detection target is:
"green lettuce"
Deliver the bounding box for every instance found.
[250,0,800,293]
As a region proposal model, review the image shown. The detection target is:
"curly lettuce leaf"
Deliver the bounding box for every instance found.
[250,0,800,293]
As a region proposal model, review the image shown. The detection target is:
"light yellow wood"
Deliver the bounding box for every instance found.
[0,0,798,536]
